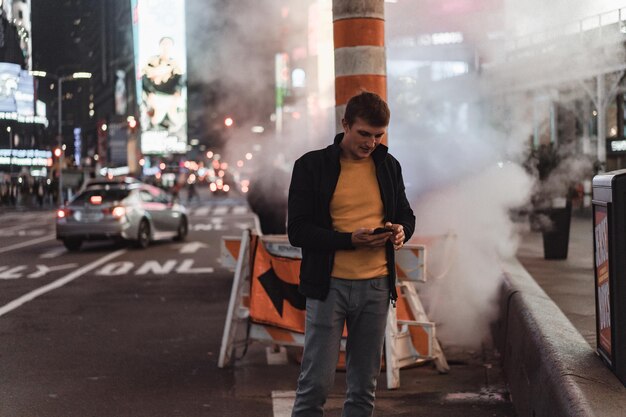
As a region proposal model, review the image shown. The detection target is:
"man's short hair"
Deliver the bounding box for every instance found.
[344,91,390,128]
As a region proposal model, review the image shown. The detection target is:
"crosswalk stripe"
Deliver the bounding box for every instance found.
[189,205,253,217]
[194,207,210,216]
[212,206,229,215]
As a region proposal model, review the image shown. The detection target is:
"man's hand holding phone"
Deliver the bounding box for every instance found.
[351,226,393,247]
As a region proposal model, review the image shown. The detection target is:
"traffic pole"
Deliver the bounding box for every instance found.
[333,0,387,143]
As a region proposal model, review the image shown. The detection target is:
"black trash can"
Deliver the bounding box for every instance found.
[592,169,626,385]
[541,200,572,260]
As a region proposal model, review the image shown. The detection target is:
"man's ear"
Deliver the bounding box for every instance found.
[341,118,349,132]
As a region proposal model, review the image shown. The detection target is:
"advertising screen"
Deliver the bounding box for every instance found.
[1,0,32,70]
[132,0,187,155]
[594,204,612,360]
[0,148,52,167]
[0,63,33,114]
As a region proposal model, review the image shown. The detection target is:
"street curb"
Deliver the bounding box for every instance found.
[496,258,626,417]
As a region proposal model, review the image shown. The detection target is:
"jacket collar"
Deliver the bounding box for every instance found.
[331,132,388,165]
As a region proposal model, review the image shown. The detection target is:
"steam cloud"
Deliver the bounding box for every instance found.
[188,0,625,348]
[386,0,625,348]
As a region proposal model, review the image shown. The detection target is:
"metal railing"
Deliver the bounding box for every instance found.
[506,7,626,53]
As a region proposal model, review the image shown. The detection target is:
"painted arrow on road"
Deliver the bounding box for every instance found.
[179,241,209,254]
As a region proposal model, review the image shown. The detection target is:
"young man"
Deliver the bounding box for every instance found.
[288,91,415,417]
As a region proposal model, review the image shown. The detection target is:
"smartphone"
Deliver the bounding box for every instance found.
[372,227,390,235]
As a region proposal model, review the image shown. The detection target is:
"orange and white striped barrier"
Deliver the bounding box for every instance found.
[218,231,449,389]
[220,236,242,272]
[395,244,426,282]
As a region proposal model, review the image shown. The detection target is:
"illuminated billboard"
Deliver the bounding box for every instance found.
[1,0,32,70]
[0,62,46,125]
[0,149,52,167]
[132,0,187,155]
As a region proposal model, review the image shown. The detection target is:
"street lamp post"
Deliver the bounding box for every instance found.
[57,76,64,204]
[31,71,92,204]
[6,126,11,176]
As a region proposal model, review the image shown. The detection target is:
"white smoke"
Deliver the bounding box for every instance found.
[186,0,625,348]
[414,164,533,346]
[385,0,626,348]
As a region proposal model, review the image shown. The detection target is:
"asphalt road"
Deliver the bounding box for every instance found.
[0,192,516,417]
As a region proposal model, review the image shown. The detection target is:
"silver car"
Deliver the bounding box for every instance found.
[56,183,189,251]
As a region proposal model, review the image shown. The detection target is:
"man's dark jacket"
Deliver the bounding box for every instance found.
[287,133,416,302]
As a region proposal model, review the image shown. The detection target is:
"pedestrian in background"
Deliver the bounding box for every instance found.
[287,91,415,417]
[186,180,197,204]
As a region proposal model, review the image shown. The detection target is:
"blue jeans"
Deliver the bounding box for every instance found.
[291,276,390,417]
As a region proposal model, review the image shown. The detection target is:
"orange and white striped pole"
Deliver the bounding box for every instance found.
[333,0,387,142]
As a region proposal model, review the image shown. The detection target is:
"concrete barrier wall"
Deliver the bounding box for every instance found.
[496,258,626,417]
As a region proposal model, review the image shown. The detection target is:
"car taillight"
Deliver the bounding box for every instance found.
[57,208,71,218]
[111,206,126,219]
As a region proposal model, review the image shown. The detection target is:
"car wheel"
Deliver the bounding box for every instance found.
[63,239,82,251]
[173,216,188,241]
[136,219,150,249]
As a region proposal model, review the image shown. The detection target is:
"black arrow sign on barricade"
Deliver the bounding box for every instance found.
[258,266,306,316]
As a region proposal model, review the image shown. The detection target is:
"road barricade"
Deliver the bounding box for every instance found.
[218,231,449,389]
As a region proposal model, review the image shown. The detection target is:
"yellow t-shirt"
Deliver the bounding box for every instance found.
[330,156,387,279]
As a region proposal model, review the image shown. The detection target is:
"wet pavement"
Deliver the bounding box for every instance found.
[0,193,517,417]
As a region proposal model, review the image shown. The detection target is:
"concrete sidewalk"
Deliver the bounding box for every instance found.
[499,214,626,416]
[517,215,596,348]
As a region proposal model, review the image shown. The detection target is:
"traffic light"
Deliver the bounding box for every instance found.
[224,117,234,127]
[53,147,62,158]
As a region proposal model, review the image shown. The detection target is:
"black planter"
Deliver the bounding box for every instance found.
[541,202,572,260]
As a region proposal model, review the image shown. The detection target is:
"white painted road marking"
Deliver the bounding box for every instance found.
[0,266,27,279]
[232,206,248,215]
[192,223,226,231]
[194,207,210,216]
[0,234,56,254]
[0,263,78,280]
[272,391,295,417]
[179,241,209,254]
[135,260,178,275]
[0,229,47,237]
[27,263,78,279]
[94,259,214,276]
[0,249,127,318]
[176,259,213,274]
[39,247,67,259]
[213,206,228,215]
[235,222,254,230]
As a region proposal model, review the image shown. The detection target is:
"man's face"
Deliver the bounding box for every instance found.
[340,117,387,160]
